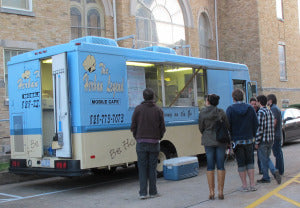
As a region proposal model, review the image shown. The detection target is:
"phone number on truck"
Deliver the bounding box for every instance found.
[89,113,124,125]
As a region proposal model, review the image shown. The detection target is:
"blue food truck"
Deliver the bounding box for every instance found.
[8,36,256,176]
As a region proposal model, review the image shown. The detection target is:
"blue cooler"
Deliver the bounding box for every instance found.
[163,156,199,181]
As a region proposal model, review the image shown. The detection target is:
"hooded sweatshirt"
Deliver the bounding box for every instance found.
[226,102,258,142]
[198,105,229,146]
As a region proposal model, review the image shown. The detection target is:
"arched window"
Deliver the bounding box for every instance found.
[87,9,101,36]
[71,7,82,39]
[70,0,104,39]
[135,0,186,52]
[199,12,211,58]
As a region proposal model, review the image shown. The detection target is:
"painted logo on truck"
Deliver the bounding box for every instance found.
[18,70,39,90]
[82,55,124,98]
[83,55,96,72]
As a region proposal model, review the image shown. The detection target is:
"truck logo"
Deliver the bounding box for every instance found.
[82,55,124,97]
[18,70,39,90]
[83,55,96,73]
[22,70,31,79]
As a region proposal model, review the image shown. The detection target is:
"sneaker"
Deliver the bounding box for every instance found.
[257,178,270,183]
[274,170,282,184]
[139,195,147,200]
[249,186,257,191]
[238,186,249,192]
[149,193,161,198]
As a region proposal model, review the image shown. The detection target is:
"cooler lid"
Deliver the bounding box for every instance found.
[163,156,198,166]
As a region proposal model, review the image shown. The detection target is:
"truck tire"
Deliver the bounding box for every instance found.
[281,130,285,147]
[156,146,172,177]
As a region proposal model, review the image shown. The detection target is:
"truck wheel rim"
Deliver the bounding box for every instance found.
[157,151,167,172]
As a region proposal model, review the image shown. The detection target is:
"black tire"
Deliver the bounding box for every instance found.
[281,130,285,147]
[156,146,172,177]
[92,167,117,175]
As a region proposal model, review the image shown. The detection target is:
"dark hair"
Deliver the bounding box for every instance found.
[267,94,277,105]
[207,94,220,106]
[232,89,244,101]
[250,97,257,102]
[143,88,154,101]
[257,95,267,106]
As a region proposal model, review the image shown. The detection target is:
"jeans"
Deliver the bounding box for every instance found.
[234,144,254,172]
[272,137,284,175]
[136,142,160,196]
[205,145,226,171]
[254,143,262,173]
[258,143,277,181]
[257,152,262,173]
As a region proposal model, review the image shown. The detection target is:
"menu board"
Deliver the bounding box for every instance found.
[127,66,146,107]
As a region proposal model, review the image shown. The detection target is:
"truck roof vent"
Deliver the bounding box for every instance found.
[140,46,176,54]
[70,36,118,47]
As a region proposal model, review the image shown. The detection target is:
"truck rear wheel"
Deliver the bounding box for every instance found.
[156,146,172,177]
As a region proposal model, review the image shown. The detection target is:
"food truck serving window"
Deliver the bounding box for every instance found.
[127,62,206,108]
[163,66,194,107]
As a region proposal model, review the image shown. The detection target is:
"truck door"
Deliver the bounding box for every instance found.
[52,53,72,158]
[9,59,43,158]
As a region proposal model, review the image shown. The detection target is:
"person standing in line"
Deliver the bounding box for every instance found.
[250,97,262,175]
[199,94,229,200]
[267,94,284,175]
[131,88,166,199]
[255,95,281,184]
[250,97,259,113]
[226,89,258,192]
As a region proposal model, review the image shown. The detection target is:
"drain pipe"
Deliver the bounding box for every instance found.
[215,0,219,60]
[113,0,117,39]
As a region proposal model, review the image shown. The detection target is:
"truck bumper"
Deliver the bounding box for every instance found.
[9,159,89,177]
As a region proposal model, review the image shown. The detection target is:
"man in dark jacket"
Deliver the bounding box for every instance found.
[226,89,258,192]
[131,88,166,199]
[267,94,284,175]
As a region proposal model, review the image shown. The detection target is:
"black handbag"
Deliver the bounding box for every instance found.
[215,118,231,144]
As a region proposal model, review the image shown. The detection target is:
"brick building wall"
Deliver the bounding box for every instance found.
[258,0,300,106]
[189,0,216,58]
[217,0,300,107]
[218,0,262,90]
[114,0,136,48]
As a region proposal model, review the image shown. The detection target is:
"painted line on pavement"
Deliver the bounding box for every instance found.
[0,176,135,204]
[246,172,300,208]
[0,193,23,198]
[274,193,300,207]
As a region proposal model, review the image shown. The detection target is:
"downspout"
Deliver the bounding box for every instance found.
[113,0,117,39]
[215,0,219,60]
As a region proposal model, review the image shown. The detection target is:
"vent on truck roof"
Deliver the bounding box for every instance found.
[70,36,118,47]
[141,46,176,54]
